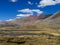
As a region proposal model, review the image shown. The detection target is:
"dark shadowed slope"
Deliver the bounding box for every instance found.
[44,11,60,20]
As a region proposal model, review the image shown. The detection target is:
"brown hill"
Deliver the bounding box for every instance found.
[40,11,60,29]
[44,11,60,20]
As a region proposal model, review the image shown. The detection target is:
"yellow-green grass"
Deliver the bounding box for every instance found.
[0,35,60,45]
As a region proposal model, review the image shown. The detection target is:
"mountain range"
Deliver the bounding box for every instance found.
[0,11,60,30]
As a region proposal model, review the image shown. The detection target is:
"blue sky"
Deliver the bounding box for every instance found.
[0,0,60,21]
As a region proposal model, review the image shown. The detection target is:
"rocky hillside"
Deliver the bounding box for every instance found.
[0,11,60,30]
[38,11,60,29]
[7,14,51,26]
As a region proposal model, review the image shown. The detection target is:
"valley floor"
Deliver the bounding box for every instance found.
[0,29,60,45]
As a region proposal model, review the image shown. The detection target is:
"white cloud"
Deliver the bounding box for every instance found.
[32,9,43,15]
[10,0,17,2]
[17,14,33,17]
[27,1,38,5]
[18,9,32,14]
[6,19,13,21]
[17,8,43,17]
[55,0,60,3]
[38,0,60,7]
[18,8,43,14]
[28,1,33,5]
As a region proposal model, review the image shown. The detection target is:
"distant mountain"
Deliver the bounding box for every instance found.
[0,21,5,24]
[0,14,50,28]
[0,21,18,28]
[0,11,60,30]
[8,14,49,26]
